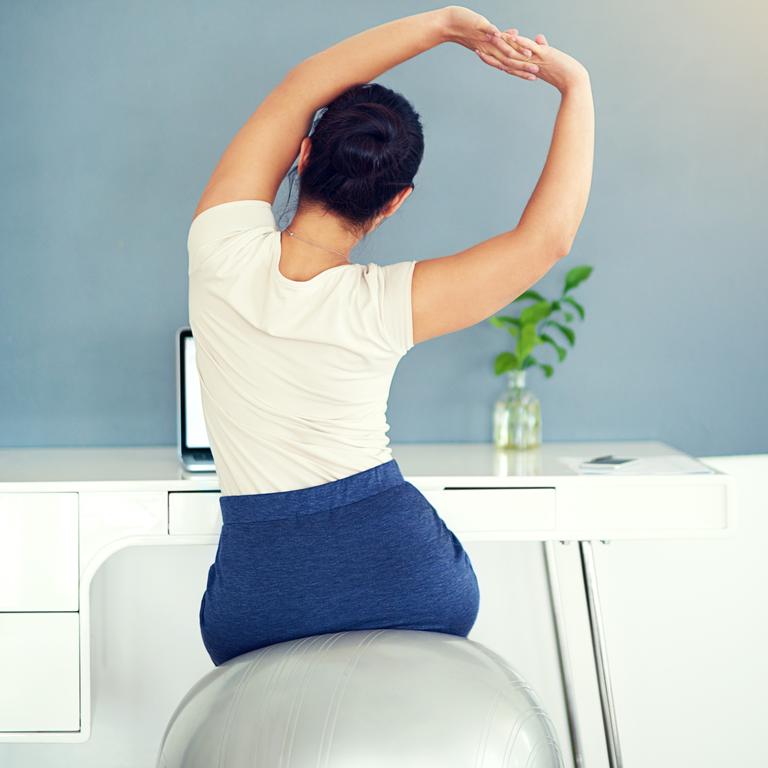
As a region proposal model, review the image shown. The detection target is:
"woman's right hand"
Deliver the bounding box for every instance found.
[479,30,590,93]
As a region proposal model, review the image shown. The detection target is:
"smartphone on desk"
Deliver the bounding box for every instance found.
[579,454,638,472]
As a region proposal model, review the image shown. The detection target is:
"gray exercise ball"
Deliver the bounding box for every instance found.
[157,629,564,768]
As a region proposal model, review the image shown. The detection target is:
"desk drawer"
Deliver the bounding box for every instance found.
[422,488,556,537]
[0,613,80,732]
[560,482,729,532]
[0,493,78,610]
[169,492,222,535]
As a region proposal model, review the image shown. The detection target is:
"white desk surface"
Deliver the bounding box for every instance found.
[0,441,726,492]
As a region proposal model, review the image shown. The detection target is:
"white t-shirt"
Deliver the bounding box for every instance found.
[187,199,416,496]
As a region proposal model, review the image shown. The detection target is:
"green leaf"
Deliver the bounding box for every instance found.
[489,316,521,339]
[494,351,519,375]
[519,300,553,325]
[564,265,593,293]
[561,296,585,320]
[540,332,567,362]
[563,311,574,322]
[488,315,519,329]
[542,320,576,347]
[538,363,554,378]
[513,289,546,303]
[521,354,537,370]
[517,323,542,361]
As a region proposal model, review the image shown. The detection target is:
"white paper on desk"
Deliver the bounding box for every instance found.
[561,454,716,475]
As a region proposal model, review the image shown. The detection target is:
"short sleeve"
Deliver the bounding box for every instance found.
[376,260,417,356]
[187,199,276,274]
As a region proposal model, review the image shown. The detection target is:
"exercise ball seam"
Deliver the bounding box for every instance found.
[318,630,388,768]
[473,686,506,768]
[218,653,270,767]
[279,634,331,768]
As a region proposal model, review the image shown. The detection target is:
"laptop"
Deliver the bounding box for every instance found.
[176,326,216,472]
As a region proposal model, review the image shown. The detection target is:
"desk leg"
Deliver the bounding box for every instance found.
[579,540,624,768]
[543,540,585,768]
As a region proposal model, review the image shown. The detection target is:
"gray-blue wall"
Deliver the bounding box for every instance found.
[2,1,765,455]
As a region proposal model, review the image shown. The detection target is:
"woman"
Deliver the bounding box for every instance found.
[188,6,594,666]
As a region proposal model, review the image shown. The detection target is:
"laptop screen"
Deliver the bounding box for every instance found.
[178,328,211,452]
[183,333,210,448]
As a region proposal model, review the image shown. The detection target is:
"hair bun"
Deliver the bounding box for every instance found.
[330,104,398,178]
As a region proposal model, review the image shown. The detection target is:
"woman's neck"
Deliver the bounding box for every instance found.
[282,208,362,267]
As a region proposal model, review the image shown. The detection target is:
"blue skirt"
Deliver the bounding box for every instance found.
[199,458,480,666]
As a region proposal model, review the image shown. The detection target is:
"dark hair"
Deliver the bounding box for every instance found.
[284,82,425,236]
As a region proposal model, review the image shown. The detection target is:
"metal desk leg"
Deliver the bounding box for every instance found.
[543,540,585,768]
[579,540,624,768]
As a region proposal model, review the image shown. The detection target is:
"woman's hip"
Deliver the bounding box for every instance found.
[199,461,480,663]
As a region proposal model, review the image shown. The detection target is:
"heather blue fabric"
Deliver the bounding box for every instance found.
[199,458,480,666]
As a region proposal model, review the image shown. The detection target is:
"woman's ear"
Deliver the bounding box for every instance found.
[372,186,412,231]
[387,185,413,215]
[297,137,312,175]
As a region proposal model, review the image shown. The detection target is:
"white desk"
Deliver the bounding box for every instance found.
[0,441,734,768]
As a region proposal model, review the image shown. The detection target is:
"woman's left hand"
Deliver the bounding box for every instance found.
[441,6,539,80]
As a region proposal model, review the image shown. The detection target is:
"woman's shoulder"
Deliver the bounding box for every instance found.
[188,199,277,275]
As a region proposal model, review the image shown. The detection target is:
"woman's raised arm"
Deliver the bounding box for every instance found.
[191,6,537,219]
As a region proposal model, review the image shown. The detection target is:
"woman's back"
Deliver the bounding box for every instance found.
[188,199,416,495]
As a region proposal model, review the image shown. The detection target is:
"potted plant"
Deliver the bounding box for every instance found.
[488,265,593,449]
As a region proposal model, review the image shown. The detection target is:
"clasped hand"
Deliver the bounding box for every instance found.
[442,6,589,92]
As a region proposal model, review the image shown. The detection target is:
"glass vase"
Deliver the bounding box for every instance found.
[493,369,542,450]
